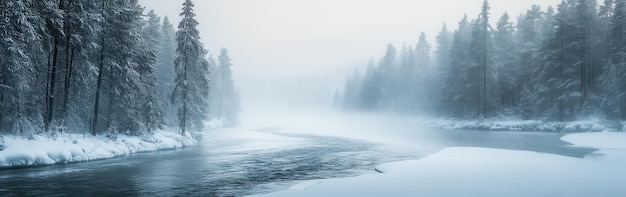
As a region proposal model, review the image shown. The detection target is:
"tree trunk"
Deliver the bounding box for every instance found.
[217,74,225,120]
[106,62,118,132]
[91,1,106,136]
[46,37,60,132]
[62,46,74,129]
[0,78,4,133]
[181,89,187,134]
[62,28,73,131]
[91,45,104,136]
[16,93,22,134]
[483,32,487,120]
[45,50,51,124]
[180,60,189,134]
[61,0,72,130]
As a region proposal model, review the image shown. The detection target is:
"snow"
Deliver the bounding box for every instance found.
[250,131,626,197]
[0,128,197,169]
[419,118,619,132]
[561,131,626,149]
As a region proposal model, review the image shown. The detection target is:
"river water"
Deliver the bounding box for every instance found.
[0,126,595,196]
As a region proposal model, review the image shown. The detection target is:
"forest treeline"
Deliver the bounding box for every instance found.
[339,0,626,122]
[0,0,239,136]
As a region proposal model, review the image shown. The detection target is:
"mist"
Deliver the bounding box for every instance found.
[140,0,563,93]
[3,0,625,196]
[137,0,615,139]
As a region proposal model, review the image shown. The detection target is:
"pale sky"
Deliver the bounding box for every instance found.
[139,0,564,88]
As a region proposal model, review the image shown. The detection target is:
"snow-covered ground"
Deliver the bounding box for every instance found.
[0,129,197,169]
[419,118,620,132]
[251,131,626,197]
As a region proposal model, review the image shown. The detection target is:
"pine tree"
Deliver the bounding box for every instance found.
[172,0,210,135]
[359,59,381,110]
[494,12,520,112]
[533,0,581,121]
[59,0,100,132]
[0,0,41,134]
[414,32,432,112]
[444,15,472,117]
[35,0,65,132]
[475,0,492,119]
[207,54,221,119]
[217,48,240,126]
[139,9,165,132]
[396,44,415,112]
[434,24,453,115]
[91,0,149,135]
[342,70,362,110]
[156,16,177,126]
[574,0,602,111]
[377,44,398,109]
[601,0,626,119]
[516,5,545,118]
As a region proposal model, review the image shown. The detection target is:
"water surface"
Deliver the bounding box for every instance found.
[0,127,595,196]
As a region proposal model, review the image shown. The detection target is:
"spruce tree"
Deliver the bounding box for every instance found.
[91,0,149,135]
[217,48,240,125]
[601,0,626,119]
[415,32,432,111]
[0,0,40,134]
[157,16,178,126]
[172,0,210,135]
[494,12,519,112]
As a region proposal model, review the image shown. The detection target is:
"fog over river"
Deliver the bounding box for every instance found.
[0,112,594,196]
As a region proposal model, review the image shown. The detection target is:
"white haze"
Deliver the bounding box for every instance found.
[139,0,563,117]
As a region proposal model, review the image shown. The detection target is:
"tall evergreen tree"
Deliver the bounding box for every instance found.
[139,9,165,132]
[342,70,362,110]
[59,0,100,132]
[434,23,453,115]
[0,0,41,134]
[35,0,65,132]
[601,0,626,119]
[172,0,210,135]
[359,59,381,110]
[474,0,492,119]
[414,32,433,112]
[217,48,240,125]
[91,0,151,135]
[396,44,415,112]
[494,12,520,112]
[156,16,178,126]
[378,44,398,109]
[445,15,472,117]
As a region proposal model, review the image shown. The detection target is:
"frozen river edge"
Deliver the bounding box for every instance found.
[251,131,626,197]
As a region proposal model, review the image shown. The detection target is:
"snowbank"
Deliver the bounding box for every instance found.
[561,131,626,149]
[420,118,620,132]
[0,129,197,169]
[251,132,626,197]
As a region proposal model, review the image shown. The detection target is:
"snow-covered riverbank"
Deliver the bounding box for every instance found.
[252,131,626,197]
[0,129,197,169]
[419,118,622,132]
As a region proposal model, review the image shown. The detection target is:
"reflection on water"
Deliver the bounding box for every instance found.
[0,128,595,196]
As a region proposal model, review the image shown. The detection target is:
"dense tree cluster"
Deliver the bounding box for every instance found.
[0,0,240,137]
[341,0,626,122]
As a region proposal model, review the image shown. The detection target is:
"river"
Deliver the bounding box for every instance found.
[0,126,595,196]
